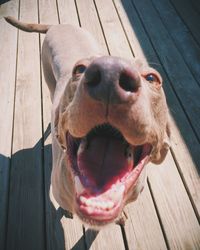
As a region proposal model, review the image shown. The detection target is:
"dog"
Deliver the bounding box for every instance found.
[5,16,170,228]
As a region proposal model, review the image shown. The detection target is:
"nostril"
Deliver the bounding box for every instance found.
[86,69,101,88]
[119,71,140,92]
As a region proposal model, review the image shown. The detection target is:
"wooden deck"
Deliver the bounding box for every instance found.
[0,0,200,249]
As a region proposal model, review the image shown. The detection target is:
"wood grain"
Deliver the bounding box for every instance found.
[76,0,108,55]
[6,0,45,249]
[57,0,79,26]
[151,0,200,87]
[124,187,167,250]
[171,0,200,45]
[148,153,200,249]
[84,224,125,250]
[132,0,200,137]
[95,0,133,59]
[0,1,19,249]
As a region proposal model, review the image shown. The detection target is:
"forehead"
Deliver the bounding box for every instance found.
[73,56,160,77]
[73,56,101,68]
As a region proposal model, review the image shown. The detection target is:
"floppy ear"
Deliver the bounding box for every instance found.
[151,120,171,164]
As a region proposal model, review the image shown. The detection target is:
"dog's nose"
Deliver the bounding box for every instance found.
[84,56,141,104]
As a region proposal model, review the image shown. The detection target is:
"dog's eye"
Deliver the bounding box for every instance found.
[73,65,87,76]
[145,74,158,83]
[144,73,162,89]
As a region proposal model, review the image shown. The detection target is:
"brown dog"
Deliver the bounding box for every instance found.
[5,16,170,228]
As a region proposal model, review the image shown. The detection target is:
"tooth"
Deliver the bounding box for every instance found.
[107,201,114,209]
[74,176,84,194]
[94,201,100,208]
[111,184,115,189]
[117,185,125,196]
[80,195,87,205]
[87,206,94,215]
[104,202,109,209]
[98,201,106,209]
[92,200,97,207]
[125,146,134,165]
[85,199,92,207]
[91,199,97,207]
[98,200,114,210]
[77,137,87,155]
[79,196,115,210]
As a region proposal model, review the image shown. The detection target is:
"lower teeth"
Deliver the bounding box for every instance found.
[79,195,114,210]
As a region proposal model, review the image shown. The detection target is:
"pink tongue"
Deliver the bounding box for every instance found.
[77,136,133,189]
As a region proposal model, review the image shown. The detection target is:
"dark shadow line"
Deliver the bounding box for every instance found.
[120,225,130,250]
[5,1,20,248]
[82,228,99,250]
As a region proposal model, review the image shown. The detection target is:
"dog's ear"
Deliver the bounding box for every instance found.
[151,120,171,164]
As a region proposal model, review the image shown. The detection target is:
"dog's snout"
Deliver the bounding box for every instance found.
[85,67,102,88]
[84,56,141,104]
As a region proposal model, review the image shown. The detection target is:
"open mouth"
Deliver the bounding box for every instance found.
[66,123,152,226]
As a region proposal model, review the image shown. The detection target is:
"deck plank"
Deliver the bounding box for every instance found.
[61,216,85,250]
[5,0,45,249]
[57,0,79,25]
[132,0,200,137]
[84,225,125,250]
[124,188,167,250]
[95,0,133,59]
[148,154,200,249]
[171,0,200,45]
[76,0,107,55]
[151,0,200,87]
[114,0,200,222]
[0,1,19,249]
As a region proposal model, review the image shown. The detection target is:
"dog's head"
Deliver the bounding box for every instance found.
[53,56,170,227]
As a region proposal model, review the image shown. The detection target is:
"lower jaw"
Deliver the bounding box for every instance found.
[76,204,122,227]
[73,155,149,226]
[75,186,124,225]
